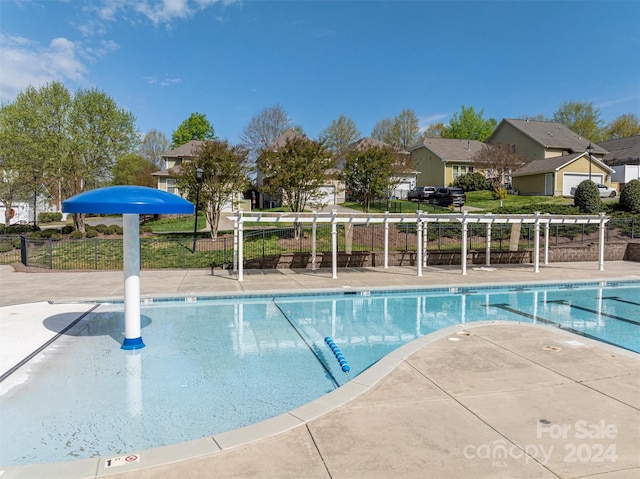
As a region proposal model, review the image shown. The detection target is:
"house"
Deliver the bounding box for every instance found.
[341,137,416,199]
[599,135,640,189]
[408,138,484,187]
[152,140,204,196]
[488,119,611,196]
[258,129,346,209]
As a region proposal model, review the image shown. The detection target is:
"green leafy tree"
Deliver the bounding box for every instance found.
[178,140,252,238]
[68,88,139,231]
[140,129,170,168]
[171,112,216,148]
[552,101,604,141]
[603,114,640,140]
[442,105,497,142]
[619,179,640,214]
[112,154,157,187]
[342,144,397,213]
[0,82,72,222]
[573,180,601,213]
[258,136,333,214]
[319,114,361,157]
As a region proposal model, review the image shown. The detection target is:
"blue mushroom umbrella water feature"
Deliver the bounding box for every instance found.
[63,186,194,349]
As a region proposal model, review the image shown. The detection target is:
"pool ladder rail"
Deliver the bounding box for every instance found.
[324,336,351,375]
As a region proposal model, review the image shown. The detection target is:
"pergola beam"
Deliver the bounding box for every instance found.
[228,211,610,279]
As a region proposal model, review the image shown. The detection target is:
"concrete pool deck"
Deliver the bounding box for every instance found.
[1,261,639,478]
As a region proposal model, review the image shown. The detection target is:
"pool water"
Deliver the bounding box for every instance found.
[1,281,638,466]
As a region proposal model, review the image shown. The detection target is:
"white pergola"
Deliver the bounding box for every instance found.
[228,210,609,281]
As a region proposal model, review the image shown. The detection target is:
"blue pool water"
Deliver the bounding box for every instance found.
[1,280,638,466]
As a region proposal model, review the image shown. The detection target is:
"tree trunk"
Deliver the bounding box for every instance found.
[73,213,86,233]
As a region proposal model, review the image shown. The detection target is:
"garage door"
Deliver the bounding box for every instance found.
[563,173,603,196]
[316,186,336,206]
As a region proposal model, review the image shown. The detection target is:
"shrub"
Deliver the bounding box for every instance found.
[573,180,601,213]
[37,212,63,223]
[11,238,21,248]
[453,173,489,192]
[85,229,98,238]
[61,225,75,235]
[619,179,640,214]
[3,224,37,234]
[69,230,83,239]
[49,233,63,241]
[0,241,13,253]
[94,224,109,233]
[491,188,508,200]
[107,225,122,235]
[140,225,153,233]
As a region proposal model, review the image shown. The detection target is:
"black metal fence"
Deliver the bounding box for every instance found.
[1,217,636,270]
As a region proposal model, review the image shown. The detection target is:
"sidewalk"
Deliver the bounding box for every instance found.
[1,261,639,479]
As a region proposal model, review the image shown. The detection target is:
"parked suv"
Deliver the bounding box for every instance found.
[408,186,436,201]
[433,187,466,207]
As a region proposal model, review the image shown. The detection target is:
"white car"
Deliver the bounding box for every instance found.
[570,183,617,198]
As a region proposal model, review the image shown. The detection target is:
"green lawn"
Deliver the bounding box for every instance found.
[463,191,573,211]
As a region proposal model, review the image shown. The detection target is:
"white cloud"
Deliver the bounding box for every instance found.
[418,113,450,132]
[86,0,239,28]
[0,34,87,101]
[144,74,182,86]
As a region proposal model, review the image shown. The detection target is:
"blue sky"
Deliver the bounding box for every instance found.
[1,0,639,145]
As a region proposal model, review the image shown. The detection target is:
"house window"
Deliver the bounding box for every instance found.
[166,179,176,194]
[452,165,468,180]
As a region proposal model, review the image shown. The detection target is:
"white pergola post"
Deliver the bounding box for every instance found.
[544,221,550,265]
[599,212,606,271]
[383,211,389,269]
[461,212,468,275]
[238,209,244,282]
[233,216,238,272]
[331,209,338,279]
[534,211,541,273]
[312,210,317,271]
[485,221,492,266]
[416,210,423,277]
[122,213,144,349]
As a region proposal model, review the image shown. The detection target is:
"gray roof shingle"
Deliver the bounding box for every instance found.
[162,140,205,158]
[408,138,484,162]
[492,119,608,154]
[511,152,613,177]
[598,135,640,165]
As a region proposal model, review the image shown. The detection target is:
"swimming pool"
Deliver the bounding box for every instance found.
[1,280,638,466]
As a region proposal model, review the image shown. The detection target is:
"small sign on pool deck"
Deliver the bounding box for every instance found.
[105,454,140,468]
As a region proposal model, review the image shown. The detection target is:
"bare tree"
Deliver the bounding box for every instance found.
[422,122,445,138]
[240,105,294,161]
[372,109,419,149]
[319,114,361,157]
[140,129,170,169]
[472,144,526,190]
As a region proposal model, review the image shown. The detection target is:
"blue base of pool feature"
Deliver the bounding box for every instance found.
[121,337,145,350]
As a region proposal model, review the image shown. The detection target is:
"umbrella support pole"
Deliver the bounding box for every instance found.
[122,213,145,350]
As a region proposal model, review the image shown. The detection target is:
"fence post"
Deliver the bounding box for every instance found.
[20,235,28,265]
[49,238,53,269]
[262,230,266,258]
[94,238,98,270]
